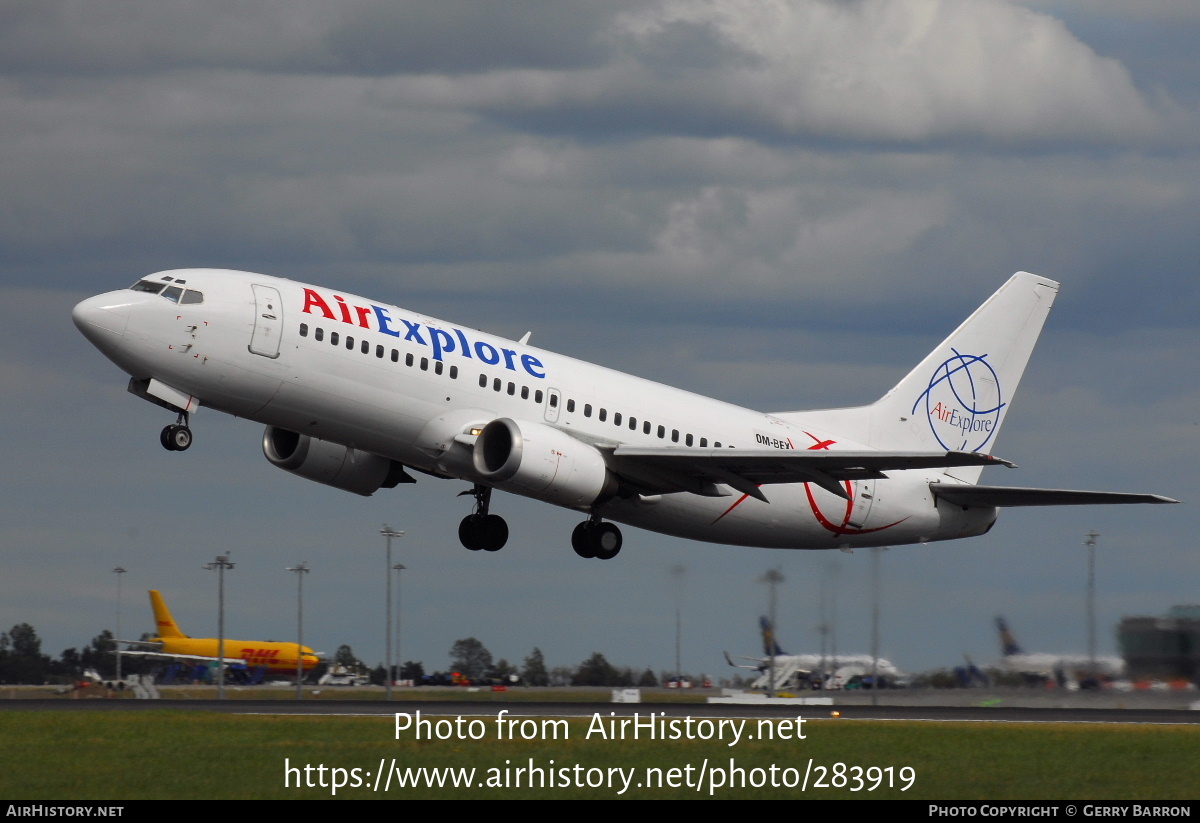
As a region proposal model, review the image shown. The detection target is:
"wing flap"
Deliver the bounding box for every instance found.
[931,484,1179,508]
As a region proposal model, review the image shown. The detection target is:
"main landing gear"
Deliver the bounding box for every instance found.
[458,485,509,552]
[159,411,192,452]
[572,514,622,560]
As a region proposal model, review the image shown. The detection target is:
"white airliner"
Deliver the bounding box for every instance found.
[725,617,905,691]
[994,616,1125,681]
[72,270,1174,559]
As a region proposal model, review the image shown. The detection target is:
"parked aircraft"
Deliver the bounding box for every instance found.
[725,616,903,690]
[995,615,1125,681]
[119,590,322,676]
[73,270,1174,559]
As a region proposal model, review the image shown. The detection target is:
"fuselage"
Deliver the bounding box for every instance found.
[152,635,321,674]
[73,269,997,550]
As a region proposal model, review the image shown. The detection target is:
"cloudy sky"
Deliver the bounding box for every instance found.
[2,0,1197,679]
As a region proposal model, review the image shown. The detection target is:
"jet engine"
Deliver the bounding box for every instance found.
[262,427,410,496]
[472,418,616,509]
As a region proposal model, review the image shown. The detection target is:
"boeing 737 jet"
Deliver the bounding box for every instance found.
[72,270,1174,559]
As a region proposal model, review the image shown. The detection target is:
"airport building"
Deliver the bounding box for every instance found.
[1117,605,1200,681]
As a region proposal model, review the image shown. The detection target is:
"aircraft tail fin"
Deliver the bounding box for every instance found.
[149,590,187,639]
[864,272,1058,482]
[996,616,1022,657]
[759,616,785,657]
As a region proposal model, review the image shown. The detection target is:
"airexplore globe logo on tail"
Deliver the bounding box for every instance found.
[913,348,1005,452]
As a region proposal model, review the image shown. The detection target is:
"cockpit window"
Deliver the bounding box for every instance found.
[130,279,167,294]
[180,290,204,304]
[160,285,184,303]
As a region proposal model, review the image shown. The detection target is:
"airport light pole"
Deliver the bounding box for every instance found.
[112,567,126,682]
[759,567,784,696]
[287,562,310,700]
[870,548,884,707]
[381,526,404,700]
[393,563,406,685]
[204,554,235,700]
[671,565,685,685]
[1084,530,1099,681]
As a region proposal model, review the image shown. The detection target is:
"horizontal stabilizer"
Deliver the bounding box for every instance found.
[609,446,1013,502]
[931,484,1179,508]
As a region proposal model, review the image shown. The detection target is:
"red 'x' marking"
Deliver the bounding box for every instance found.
[804,432,835,450]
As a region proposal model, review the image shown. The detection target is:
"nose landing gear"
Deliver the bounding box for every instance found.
[159,411,192,452]
[458,485,509,552]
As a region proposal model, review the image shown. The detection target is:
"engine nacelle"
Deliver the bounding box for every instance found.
[472,418,616,509]
[262,427,409,496]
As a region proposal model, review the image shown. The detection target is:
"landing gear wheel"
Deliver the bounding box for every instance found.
[459,513,509,552]
[160,425,192,452]
[458,485,508,552]
[480,515,508,552]
[593,523,622,560]
[459,515,484,551]
[169,425,192,452]
[571,522,597,558]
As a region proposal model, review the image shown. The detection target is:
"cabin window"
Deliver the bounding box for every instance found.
[391,349,399,363]
[521,386,529,400]
[700,438,707,447]
[345,336,354,350]
[361,340,370,354]
[330,332,339,346]
[479,374,487,388]
[507,382,515,396]
[598,408,607,422]
[435,361,444,375]
[421,357,429,371]
[549,394,558,408]
[685,433,693,446]
[644,421,651,435]
[314,328,324,342]
[629,417,637,430]
[566,398,574,412]
[494,378,502,392]
[300,324,308,337]
[376,344,384,358]
[657,425,665,438]
[671,429,679,443]
[406,353,414,367]
[613,412,622,426]
[584,404,592,417]
[449,365,458,379]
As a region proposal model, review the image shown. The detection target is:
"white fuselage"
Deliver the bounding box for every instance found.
[73,269,998,550]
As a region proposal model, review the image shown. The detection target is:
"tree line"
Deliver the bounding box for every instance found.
[326,637,667,687]
[0,623,680,688]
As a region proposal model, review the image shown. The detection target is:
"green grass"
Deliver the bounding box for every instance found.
[0,712,1197,799]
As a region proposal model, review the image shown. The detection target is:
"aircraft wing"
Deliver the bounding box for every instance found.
[723,652,768,670]
[117,650,244,666]
[608,447,1013,502]
[931,485,1179,508]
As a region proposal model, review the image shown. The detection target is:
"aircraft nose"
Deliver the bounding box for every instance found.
[72,294,129,349]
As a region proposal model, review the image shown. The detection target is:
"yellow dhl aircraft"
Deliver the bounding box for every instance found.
[121,590,322,675]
